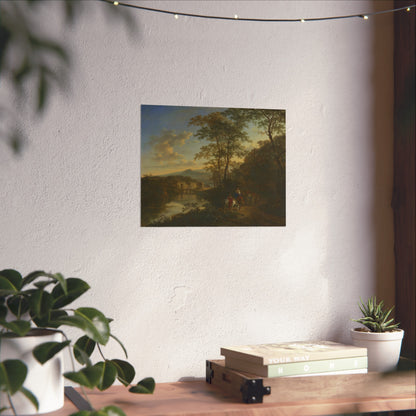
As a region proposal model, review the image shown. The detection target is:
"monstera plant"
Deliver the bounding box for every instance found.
[0,269,154,416]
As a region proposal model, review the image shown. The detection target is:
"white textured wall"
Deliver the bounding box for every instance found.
[0,1,394,382]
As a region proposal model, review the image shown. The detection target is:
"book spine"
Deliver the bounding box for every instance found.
[267,356,368,377]
[285,368,368,377]
[225,356,368,377]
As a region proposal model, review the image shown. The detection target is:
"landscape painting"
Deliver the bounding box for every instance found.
[141,105,286,227]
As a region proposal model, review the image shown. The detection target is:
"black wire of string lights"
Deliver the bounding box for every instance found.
[100,0,415,23]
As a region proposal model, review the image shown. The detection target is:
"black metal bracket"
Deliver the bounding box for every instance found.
[206,360,214,383]
[64,386,93,411]
[240,378,271,403]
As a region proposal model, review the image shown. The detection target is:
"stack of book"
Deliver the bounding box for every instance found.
[220,340,368,378]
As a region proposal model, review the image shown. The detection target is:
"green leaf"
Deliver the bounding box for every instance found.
[0,276,19,296]
[52,273,67,294]
[110,359,135,386]
[74,308,110,345]
[23,271,68,295]
[69,407,127,416]
[33,280,55,290]
[97,406,127,416]
[52,315,90,333]
[29,289,53,317]
[64,366,102,389]
[68,412,91,416]
[74,335,96,365]
[7,295,30,318]
[33,340,70,364]
[0,304,7,321]
[94,361,117,391]
[47,310,69,328]
[22,270,50,287]
[128,377,155,394]
[355,296,400,332]
[0,270,22,291]
[0,359,27,395]
[29,290,53,326]
[51,278,90,309]
[0,319,31,336]
[19,386,39,411]
[54,310,109,346]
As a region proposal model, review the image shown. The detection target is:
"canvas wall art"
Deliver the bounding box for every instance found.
[141,105,286,227]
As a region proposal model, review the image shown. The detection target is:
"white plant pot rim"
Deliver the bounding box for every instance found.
[350,327,404,341]
[2,328,61,338]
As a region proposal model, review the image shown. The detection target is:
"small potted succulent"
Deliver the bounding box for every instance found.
[351,296,404,372]
[0,269,155,416]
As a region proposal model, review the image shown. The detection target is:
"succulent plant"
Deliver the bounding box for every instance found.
[353,296,400,333]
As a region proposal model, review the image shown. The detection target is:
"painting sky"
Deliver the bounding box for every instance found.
[141,105,265,176]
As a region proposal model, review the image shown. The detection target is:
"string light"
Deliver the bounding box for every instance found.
[99,0,415,23]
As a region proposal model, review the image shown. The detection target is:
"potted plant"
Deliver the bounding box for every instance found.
[351,296,404,372]
[0,269,155,416]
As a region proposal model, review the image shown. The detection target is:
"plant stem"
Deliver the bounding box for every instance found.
[7,393,17,416]
[97,344,106,361]
[17,297,22,320]
[61,332,94,411]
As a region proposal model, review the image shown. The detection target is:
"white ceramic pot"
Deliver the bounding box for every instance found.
[0,329,64,415]
[351,328,404,372]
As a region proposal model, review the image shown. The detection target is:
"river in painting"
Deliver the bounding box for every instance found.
[142,193,207,226]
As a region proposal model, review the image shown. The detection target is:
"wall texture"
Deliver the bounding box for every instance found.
[0,1,395,382]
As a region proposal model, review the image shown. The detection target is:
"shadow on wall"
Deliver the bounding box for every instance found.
[0,0,136,155]
[371,5,395,308]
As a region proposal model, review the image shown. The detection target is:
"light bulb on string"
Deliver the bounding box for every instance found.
[100,1,416,24]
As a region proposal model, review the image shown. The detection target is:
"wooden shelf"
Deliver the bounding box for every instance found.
[51,367,415,416]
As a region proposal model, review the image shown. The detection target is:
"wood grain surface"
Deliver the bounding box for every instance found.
[49,367,415,416]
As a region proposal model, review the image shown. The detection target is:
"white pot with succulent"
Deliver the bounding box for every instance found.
[351,296,404,372]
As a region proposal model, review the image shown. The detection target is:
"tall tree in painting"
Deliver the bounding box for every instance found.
[189,111,249,187]
[237,109,286,217]
[246,109,285,172]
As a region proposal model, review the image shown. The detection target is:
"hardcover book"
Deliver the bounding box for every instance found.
[285,368,368,377]
[224,355,368,377]
[220,341,367,366]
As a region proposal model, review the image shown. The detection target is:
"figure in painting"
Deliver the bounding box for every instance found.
[234,186,243,206]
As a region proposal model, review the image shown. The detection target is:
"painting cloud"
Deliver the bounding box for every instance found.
[149,129,193,165]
